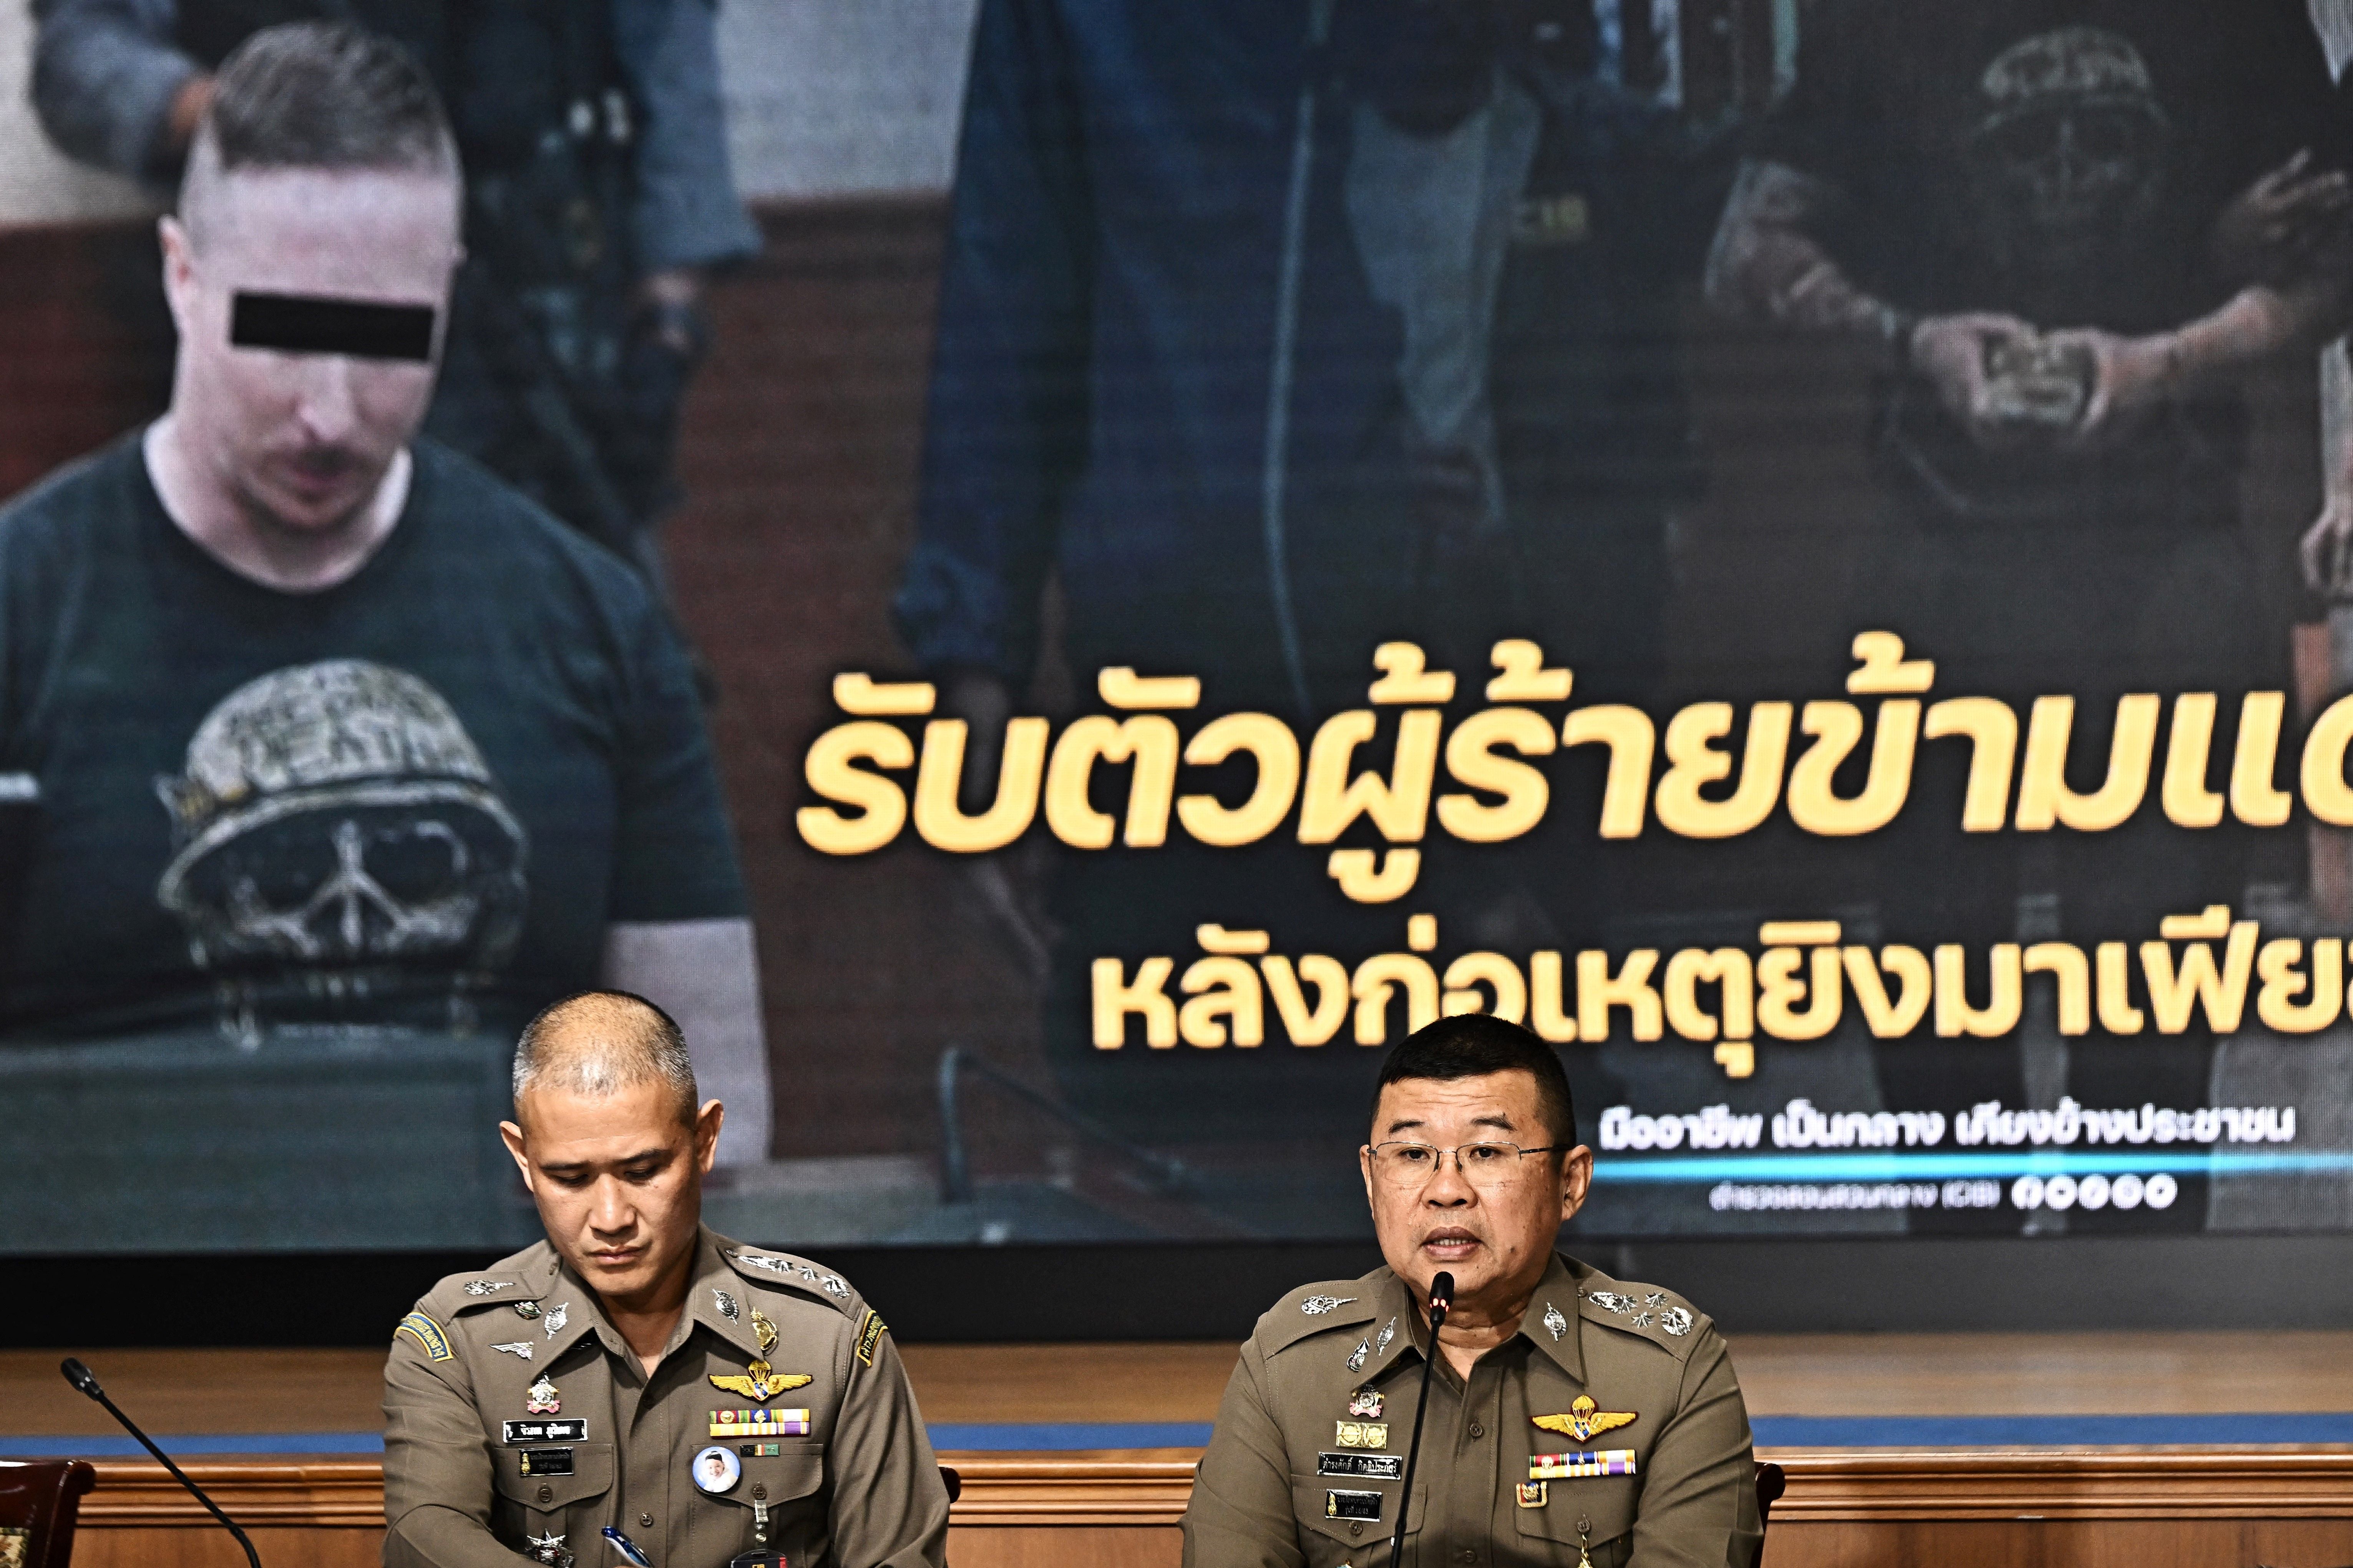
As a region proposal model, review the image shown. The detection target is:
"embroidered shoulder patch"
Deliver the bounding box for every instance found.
[396,1311,453,1362]
[856,1308,888,1366]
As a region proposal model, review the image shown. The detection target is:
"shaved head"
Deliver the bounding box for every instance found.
[179,23,459,258]
[513,990,698,1129]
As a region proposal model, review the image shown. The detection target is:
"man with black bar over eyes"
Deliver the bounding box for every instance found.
[1184,1016,1760,1568]
[0,22,769,1247]
[385,991,951,1568]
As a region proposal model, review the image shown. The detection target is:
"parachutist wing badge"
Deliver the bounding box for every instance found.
[710,1361,813,1401]
[1533,1396,1638,1443]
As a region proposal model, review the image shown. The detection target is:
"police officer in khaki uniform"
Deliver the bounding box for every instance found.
[384,992,950,1568]
[1185,1016,1760,1568]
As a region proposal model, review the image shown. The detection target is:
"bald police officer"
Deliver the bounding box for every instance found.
[384,992,950,1568]
[1184,1016,1760,1568]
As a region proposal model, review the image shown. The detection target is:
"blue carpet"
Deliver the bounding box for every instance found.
[926,1422,1216,1450]
[10,1412,2352,1458]
[1751,1413,2353,1446]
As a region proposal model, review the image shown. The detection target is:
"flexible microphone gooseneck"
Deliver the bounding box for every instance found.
[60,1357,263,1568]
[1387,1271,1453,1568]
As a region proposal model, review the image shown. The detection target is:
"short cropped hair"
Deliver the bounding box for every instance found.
[512,990,698,1127]
[181,22,458,248]
[1371,1014,1577,1149]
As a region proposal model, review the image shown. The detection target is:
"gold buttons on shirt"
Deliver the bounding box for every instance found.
[638,1513,654,1528]
[536,1485,553,1503]
[753,1484,767,1500]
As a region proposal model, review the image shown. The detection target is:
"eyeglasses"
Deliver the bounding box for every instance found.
[1366,1141,1567,1189]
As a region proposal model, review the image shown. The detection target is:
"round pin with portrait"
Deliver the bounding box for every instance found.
[692,1445,742,1494]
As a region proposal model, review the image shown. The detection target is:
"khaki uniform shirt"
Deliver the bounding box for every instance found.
[1183,1253,1759,1568]
[383,1228,950,1568]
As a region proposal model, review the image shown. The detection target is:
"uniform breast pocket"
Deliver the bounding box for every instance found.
[685,1443,830,1568]
[734,1444,826,1512]
[1512,1469,1636,1568]
[493,1442,615,1513]
[1289,1475,1424,1568]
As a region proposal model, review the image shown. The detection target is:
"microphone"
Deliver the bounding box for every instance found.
[1387,1271,1453,1568]
[60,1357,262,1568]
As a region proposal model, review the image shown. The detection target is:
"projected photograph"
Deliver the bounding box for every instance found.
[5,0,2353,1252]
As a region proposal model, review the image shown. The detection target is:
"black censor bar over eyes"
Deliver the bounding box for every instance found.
[231,292,436,362]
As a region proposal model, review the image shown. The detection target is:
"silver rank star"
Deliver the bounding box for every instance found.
[799,1265,819,1282]
[1542,1303,1569,1341]
[1301,1295,1355,1315]
[1587,1291,1635,1314]
[715,1289,740,1322]
[1659,1306,1694,1337]
[490,1342,535,1360]
[1346,1337,1370,1372]
[822,1275,850,1298]
[1374,1316,1396,1357]
[464,1280,515,1296]
[543,1302,568,1339]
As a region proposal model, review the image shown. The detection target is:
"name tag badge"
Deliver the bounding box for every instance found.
[517,1447,575,1477]
[504,1420,588,1444]
[1325,1489,1384,1522]
[1317,1452,1404,1479]
[1529,1449,1638,1480]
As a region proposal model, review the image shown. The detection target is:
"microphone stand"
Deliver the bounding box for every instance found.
[61,1357,262,1568]
[1387,1271,1452,1568]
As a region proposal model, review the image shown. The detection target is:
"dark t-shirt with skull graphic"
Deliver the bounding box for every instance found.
[1759,0,2338,330]
[1753,0,2339,523]
[0,434,746,1042]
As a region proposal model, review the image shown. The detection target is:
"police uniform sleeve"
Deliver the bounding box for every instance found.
[382,1309,532,1568]
[1181,1346,1304,1568]
[824,1308,952,1568]
[1627,1326,1761,1568]
[891,0,1091,685]
[615,0,760,272]
[30,0,202,182]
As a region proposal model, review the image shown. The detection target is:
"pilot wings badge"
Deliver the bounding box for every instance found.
[1533,1396,1638,1444]
[708,1361,813,1402]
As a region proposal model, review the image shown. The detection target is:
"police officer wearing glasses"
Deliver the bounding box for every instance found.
[1184,1015,1760,1568]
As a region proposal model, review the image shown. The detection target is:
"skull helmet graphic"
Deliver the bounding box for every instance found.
[1965,27,2171,288]
[154,661,528,990]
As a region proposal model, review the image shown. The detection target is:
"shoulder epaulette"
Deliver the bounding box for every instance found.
[1257,1279,1382,1355]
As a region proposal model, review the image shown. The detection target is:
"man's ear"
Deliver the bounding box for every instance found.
[499,1119,534,1192]
[694,1099,726,1173]
[1559,1145,1595,1222]
[157,214,199,343]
